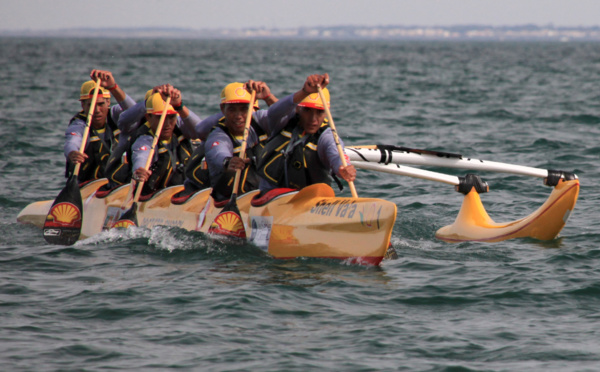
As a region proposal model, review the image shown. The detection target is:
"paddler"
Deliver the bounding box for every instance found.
[103,84,201,189]
[128,91,194,198]
[255,73,356,194]
[190,80,278,202]
[64,69,135,184]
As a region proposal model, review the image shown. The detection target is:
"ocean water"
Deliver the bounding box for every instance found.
[1,37,600,371]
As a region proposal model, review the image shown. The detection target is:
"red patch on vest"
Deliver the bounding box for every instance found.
[69,132,77,136]
[138,146,148,151]
[211,141,220,148]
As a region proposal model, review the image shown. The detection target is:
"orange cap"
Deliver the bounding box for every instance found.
[146,93,177,115]
[298,88,330,110]
[79,80,111,101]
[144,89,154,101]
[220,82,252,104]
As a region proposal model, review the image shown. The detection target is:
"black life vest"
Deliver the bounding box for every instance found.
[208,116,269,198]
[126,122,193,195]
[103,117,145,187]
[256,115,332,190]
[66,111,119,183]
[183,142,210,191]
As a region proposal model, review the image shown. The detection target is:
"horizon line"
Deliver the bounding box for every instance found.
[3,23,600,32]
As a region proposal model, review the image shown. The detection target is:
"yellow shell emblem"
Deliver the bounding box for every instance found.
[112,220,136,229]
[209,211,246,238]
[48,202,81,225]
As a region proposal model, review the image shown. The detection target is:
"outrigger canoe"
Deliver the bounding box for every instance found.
[345,145,580,242]
[17,180,397,266]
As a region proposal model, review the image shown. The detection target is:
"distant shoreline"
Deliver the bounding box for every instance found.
[2,25,600,41]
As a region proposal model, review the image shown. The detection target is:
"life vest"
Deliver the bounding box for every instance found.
[256,115,332,190]
[66,111,119,183]
[183,143,211,191]
[103,117,144,187]
[209,116,268,196]
[126,122,193,195]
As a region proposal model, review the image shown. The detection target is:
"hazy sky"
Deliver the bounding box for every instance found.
[1,0,599,31]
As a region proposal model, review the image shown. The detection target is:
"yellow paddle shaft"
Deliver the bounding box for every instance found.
[132,96,172,203]
[73,78,102,177]
[317,86,358,198]
[232,90,256,195]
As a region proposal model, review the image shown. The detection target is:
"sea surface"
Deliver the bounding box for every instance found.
[1,38,599,372]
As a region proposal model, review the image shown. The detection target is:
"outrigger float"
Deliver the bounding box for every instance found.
[345,144,580,242]
[17,143,579,265]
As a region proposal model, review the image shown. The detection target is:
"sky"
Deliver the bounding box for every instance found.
[1,0,599,31]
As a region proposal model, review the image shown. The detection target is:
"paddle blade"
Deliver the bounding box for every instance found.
[43,175,83,245]
[208,196,246,239]
[112,203,138,229]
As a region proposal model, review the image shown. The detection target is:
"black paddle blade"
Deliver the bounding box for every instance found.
[208,195,247,239]
[112,203,138,229]
[43,175,83,245]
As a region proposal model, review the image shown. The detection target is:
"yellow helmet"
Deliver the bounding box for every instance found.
[145,93,177,115]
[144,89,154,101]
[220,82,252,105]
[79,80,111,101]
[298,88,330,110]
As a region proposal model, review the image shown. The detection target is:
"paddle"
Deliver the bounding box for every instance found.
[208,90,256,239]
[43,78,102,245]
[112,96,171,228]
[317,86,358,198]
[345,145,577,186]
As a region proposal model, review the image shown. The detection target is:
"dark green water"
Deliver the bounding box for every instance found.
[1,38,599,371]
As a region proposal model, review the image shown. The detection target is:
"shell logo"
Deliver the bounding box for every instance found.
[304,93,328,107]
[112,220,136,229]
[208,211,246,238]
[234,87,247,98]
[48,202,81,226]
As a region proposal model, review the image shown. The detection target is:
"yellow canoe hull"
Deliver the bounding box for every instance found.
[18,182,397,265]
[436,178,580,242]
[17,179,109,233]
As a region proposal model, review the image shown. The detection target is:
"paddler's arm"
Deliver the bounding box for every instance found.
[292,73,329,103]
[176,109,202,140]
[118,85,166,134]
[253,110,271,134]
[64,119,88,164]
[191,113,222,142]
[245,80,278,107]
[227,131,257,171]
[90,69,131,106]
[153,85,202,140]
[91,69,136,128]
[204,129,242,186]
[130,135,154,183]
[266,95,298,134]
[318,128,356,183]
[117,100,146,135]
[338,164,356,183]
